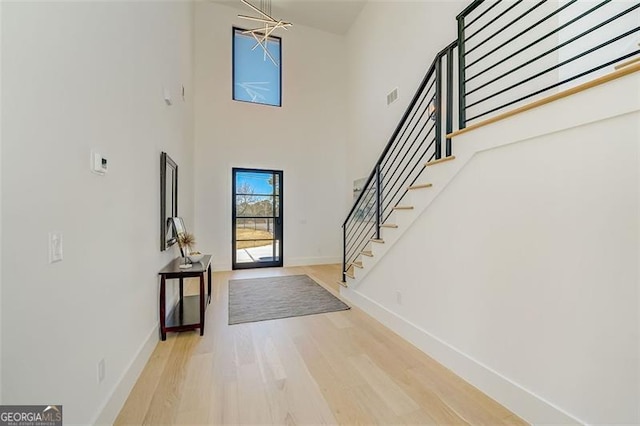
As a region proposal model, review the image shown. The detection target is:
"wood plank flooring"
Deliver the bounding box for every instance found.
[115,264,526,425]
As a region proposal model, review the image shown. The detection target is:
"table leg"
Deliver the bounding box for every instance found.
[160,276,167,341]
[200,273,205,336]
[207,263,212,304]
[179,277,184,323]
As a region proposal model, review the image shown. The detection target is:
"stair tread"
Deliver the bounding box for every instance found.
[370,239,384,244]
[345,270,355,279]
[425,155,456,167]
[408,183,433,190]
[350,261,363,268]
[337,280,348,288]
[393,206,414,210]
[360,251,373,257]
[380,224,398,228]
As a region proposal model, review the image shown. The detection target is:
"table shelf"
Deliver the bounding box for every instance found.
[166,295,201,330]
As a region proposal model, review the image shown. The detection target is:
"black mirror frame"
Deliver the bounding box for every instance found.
[160,152,178,251]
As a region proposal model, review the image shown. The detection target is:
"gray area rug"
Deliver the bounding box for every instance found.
[229,274,350,325]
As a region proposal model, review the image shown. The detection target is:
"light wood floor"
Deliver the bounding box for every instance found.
[115,264,526,425]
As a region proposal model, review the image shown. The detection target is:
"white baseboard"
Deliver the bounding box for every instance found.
[213,260,229,271]
[91,324,158,425]
[284,256,341,267]
[213,256,341,272]
[340,287,584,425]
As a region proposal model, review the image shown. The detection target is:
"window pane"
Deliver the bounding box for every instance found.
[236,195,274,217]
[233,28,281,107]
[235,171,274,196]
[235,240,279,263]
[235,218,275,243]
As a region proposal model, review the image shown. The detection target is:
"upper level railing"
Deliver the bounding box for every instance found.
[342,0,640,282]
[457,0,640,129]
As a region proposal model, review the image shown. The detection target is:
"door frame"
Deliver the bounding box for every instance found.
[232,167,284,270]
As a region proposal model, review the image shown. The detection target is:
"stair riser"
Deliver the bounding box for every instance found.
[361,253,376,270]
[406,167,456,209]
[408,175,433,190]
[380,226,400,241]
[388,210,414,230]
[407,189,437,212]
[370,240,390,259]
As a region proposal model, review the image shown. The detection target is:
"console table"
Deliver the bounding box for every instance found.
[158,255,212,341]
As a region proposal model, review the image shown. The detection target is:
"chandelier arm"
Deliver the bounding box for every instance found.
[240,23,291,33]
[249,31,266,49]
[261,43,279,67]
[240,0,278,23]
[237,15,277,25]
[252,22,280,50]
[241,26,276,34]
[238,0,286,67]
[248,31,278,66]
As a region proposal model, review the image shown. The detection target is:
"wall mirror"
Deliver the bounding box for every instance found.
[160,152,178,251]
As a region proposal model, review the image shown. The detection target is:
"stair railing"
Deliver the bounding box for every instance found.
[342,42,458,281]
[343,0,640,282]
[457,0,640,129]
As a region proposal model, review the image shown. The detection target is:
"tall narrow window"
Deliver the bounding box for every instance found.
[232,27,282,107]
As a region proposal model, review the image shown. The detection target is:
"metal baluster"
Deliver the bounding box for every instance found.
[375,163,382,240]
[457,16,467,130]
[446,46,454,157]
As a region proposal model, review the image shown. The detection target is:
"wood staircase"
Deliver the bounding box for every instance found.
[341,156,457,287]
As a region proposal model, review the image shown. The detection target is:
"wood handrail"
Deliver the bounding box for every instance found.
[615,56,640,70]
[448,62,640,139]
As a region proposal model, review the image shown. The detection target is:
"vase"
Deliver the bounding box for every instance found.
[184,246,191,263]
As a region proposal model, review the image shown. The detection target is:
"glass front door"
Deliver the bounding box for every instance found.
[232,168,283,270]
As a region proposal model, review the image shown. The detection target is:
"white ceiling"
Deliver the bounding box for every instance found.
[211,0,368,35]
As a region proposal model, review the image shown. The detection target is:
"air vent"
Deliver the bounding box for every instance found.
[387,88,398,106]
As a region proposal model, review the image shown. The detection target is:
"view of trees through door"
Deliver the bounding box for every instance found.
[232,168,283,269]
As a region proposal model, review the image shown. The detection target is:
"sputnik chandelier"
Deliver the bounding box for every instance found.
[238,0,292,66]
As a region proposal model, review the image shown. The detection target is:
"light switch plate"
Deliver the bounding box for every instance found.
[91,151,107,175]
[49,232,63,263]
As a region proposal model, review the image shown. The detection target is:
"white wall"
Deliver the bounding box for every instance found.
[345,1,464,183]
[343,73,640,423]
[1,1,194,423]
[0,0,3,405]
[193,2,348,270]
[637,100,640,423]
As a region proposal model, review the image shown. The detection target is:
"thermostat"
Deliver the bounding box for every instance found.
[91,151,107,175]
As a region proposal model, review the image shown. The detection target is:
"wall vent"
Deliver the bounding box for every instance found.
[387,88,398,106]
